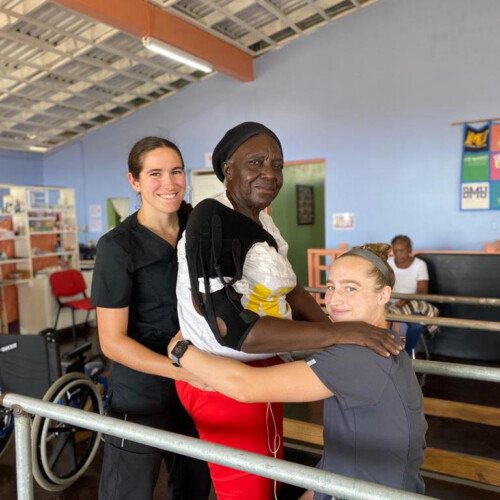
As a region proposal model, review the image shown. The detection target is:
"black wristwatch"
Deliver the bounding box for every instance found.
[171,340,193,367]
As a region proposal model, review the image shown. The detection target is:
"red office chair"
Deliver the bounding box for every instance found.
[49,269,95,346]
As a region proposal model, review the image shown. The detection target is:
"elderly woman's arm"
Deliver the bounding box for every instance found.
[241,316,400,357]
[241,284,401,357]
[286,282,331,323]
[194,285,400,357]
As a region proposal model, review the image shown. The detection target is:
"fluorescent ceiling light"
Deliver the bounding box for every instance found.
[143,36,213,74]
[29,146,48,153]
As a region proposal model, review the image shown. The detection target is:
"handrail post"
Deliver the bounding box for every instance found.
[13,406,34,500]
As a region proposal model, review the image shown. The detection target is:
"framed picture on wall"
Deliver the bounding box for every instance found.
[296,184,314,225]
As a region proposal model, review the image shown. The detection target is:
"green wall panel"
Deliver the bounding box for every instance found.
[271,162,325,285]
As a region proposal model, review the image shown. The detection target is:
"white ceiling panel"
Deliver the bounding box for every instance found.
[0,0,378,152]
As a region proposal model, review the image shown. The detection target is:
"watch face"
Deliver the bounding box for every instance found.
[171,340,191,367]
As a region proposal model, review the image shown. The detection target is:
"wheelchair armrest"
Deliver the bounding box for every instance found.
[62,342,92,361]
[38,328,58,343]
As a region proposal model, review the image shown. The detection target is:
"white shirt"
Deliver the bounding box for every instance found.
[177,192,297,361]
[387,256,429,294]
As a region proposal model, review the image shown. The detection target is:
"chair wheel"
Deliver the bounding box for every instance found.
[31,372,103,491]
[0,406,14,459]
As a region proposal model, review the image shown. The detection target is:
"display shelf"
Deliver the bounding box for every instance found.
[29,230,76,235]
[0,184,79,332]
[0,212,26,217]
[0,279,30,287]
[0,235,29,241]
[32,251,77,259]
[0,258,30,264]
[28,208,73,213]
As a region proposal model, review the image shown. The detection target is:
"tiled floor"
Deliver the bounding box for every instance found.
[1,326,499,499]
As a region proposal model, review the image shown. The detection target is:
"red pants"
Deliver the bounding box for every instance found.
[176,357,284,500]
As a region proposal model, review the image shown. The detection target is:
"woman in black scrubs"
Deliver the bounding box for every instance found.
[91,137,211,500]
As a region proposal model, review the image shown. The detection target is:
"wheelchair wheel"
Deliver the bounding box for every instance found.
[0,406,13,459]
[31,372,103,492]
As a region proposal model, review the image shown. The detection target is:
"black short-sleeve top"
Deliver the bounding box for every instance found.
[92,211,187,347]
[91,211,187,413]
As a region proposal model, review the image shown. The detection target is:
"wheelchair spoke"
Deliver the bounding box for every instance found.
[48,427,74,470]
[75,386,92,410]
[70,433,78,472]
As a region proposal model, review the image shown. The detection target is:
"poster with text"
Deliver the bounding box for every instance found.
[461,121,500,210]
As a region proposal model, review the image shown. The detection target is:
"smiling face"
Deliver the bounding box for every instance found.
[223,134,284,221]
[128,146,186,215]
[325,256,391,327]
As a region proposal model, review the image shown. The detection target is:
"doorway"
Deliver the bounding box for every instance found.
[107,198,130,230]
[271,159,325,285]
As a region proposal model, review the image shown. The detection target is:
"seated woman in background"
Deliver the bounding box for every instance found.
[169,243,427,499]
[387,234,439,355]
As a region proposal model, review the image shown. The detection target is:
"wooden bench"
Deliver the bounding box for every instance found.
[283,397,500,487]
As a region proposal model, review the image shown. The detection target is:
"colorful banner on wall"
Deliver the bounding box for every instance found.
[461,121,500,210]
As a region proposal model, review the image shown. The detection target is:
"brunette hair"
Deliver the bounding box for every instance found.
[128,136,184,179]
[340,243,395,289]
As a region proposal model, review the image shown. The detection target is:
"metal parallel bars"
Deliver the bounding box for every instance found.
[304,287,500,331]
[4,292,500,499]
[391,292,500,307]
[13,408,33,499]
[304,287,500,307]
[412,360,500,382]
[1,393,438,500]
[3,360,500,499]
[385,313,500,332]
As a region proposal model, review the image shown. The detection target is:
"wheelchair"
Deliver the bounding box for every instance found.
[0,329,107,492]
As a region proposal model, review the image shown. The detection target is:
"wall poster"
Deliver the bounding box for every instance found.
[461,121,500,210]
[296,184,314,225]
[332,212,355,230]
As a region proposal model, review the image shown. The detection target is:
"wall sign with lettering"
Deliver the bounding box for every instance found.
[461,121,500,210]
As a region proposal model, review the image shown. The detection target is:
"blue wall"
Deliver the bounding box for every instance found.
[42,0,500,249]
[0,151,43,186]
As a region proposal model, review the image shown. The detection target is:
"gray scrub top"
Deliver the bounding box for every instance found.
[306,341,427,498]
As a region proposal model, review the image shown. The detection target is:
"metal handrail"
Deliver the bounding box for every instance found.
[391,292,500,306]
[4,359,500,498]
[386,313,500,332]
[311,308,500,332]
[412,360,500,383]
[305,287,500,307]
[287,354,500,383]
[2,393,436,500]
[304,287,500,331]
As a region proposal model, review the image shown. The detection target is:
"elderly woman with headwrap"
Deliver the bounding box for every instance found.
[174,122,402,499]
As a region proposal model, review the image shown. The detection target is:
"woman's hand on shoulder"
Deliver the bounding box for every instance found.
[331,321,403,357]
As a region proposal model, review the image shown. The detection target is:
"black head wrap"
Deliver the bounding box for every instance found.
[212,122,283,181]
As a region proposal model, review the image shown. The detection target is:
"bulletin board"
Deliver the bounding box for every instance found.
[460,121,500,210]
[190,169,224,207]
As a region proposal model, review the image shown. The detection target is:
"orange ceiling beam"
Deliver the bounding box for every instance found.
[52,0,254,82]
